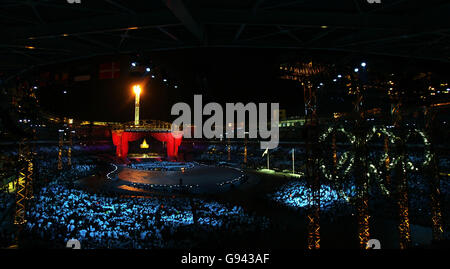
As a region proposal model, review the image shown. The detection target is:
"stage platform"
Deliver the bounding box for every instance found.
[116,163,243,193]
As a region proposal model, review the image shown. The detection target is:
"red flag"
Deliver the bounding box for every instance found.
[99,62,120,79]
[61,72,69,81]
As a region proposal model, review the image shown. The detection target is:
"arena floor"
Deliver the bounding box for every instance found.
[116,163,244,192]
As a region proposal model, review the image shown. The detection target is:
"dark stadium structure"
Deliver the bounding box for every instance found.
[0,0,449,256]
[2,0,450,75]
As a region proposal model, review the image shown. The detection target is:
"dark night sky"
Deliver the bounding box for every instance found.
[37,48,305,122]
[35,48,449,123]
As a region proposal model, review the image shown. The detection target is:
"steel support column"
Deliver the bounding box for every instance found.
[68,129,73,167]
[58,130,64,170]
[353,86,370,249]
[392,102,411,249]
[424,107,444,242]
[303,79,321,249]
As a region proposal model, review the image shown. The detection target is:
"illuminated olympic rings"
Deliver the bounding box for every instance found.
[318,125,433,197]
[318,126,355,200]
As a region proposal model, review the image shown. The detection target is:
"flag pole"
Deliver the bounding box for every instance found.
[267,150,270,170]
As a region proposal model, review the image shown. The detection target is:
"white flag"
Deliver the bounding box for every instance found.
[262,148,268,157]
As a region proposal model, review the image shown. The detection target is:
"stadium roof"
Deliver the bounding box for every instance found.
[1,0,450,73]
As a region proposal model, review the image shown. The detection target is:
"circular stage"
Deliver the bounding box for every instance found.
[115,162,246,193]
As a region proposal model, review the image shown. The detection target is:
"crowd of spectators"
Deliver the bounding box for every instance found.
[269,153,450,237]
[24,183,270,249]
[0,192,14,215]
[1,141,449,248]
[127,161,194,171]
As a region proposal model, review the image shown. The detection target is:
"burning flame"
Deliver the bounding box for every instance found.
[140,139,149,149]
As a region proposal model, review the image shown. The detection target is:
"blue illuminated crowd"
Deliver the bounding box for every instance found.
[128,161,194,171]
[24,183,270,249]
[0,145,101,247]
[269,162,450,232]
[0,192,13,215]
[270,181,348,209]
[1,142,449,248]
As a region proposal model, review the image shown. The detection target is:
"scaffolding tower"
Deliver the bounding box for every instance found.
[392,102,412,249]
[303,79,321,249]
[424,107,444,242]
[353,85,371,249]
[13,139,34,246]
